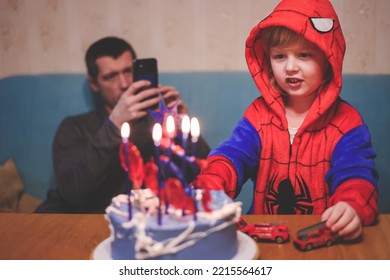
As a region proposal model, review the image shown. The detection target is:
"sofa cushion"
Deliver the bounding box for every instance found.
[0,159,24,212]
[0,159,41,213]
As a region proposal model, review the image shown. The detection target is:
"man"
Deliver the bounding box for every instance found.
[36,37,210,213]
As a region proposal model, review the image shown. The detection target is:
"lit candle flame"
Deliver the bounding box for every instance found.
[153,123,162,146]
[181,115,190,138]
[166,115,175,139]
[121,122,130,142]
[190,117,200,143]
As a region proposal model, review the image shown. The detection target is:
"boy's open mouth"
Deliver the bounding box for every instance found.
[286,78,303,84]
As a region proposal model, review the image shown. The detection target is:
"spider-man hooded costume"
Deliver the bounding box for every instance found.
[196,0,378,225]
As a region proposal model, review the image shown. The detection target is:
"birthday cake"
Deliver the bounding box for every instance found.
[105,188,241,260]
[102,104,242,260]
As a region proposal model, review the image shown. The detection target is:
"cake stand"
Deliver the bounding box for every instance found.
[92,231,258,260]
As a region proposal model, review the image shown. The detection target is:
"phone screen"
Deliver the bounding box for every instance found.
[133,58,159,110]
[133,58,158,88]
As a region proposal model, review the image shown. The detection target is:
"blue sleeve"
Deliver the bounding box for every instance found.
[209,117,261,188]
[326,124,378,194]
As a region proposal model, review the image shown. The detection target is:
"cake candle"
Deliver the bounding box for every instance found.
[190,117,200,158]
[121,122,132,220]
[165,115,175,160]
[153,123,162,165]
[193,188,198,221]
[181,115,190,153]
[181,115,190,179]
[153,123,163,225]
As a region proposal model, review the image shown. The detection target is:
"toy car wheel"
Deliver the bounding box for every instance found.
[325,240,333,247]
[305,243,313,250]
[275,236,284,244]
[252,235,260,242]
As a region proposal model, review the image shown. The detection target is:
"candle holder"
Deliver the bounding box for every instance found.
[118,106,204,225]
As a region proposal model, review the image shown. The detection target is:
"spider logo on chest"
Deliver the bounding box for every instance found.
[265,175,313,214]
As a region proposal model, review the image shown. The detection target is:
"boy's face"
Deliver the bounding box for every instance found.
[88,51,134,113]
[269,39,328,101]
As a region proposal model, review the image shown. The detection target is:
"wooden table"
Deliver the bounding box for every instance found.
[0,213,389,260]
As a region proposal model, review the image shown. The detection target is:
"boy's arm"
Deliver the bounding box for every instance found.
[195,155,238,198]
[195,117,261,199]
[328,179,377,226]
[326,125,379,225]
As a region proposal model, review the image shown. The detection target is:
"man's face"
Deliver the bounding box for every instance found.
[89,51,134,113]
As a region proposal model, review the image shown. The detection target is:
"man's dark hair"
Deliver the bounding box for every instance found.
[85,37,137,80]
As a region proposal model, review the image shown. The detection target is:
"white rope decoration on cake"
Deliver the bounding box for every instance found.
[134,202,241,259]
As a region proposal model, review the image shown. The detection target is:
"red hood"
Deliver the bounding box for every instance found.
[245,0,346,129]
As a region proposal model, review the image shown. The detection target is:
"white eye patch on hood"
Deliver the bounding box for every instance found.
[310,18,334,33]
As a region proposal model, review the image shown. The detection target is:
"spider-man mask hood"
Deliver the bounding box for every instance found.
[245,0,346,129]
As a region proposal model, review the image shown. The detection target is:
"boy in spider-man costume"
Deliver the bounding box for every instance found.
[195,0,378,240]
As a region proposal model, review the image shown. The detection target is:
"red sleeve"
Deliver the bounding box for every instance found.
[329,179,378,226]
[193,155,238,199]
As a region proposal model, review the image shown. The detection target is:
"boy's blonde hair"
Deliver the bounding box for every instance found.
[260,26,333,94]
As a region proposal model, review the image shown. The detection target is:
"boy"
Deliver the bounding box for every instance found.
[195,0,378,240]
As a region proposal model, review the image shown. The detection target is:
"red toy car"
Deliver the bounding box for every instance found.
[293,221,339,251]
[237,218,289,243]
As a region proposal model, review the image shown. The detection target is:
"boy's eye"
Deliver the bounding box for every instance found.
[273,54,285,59]
[299,53,312,58]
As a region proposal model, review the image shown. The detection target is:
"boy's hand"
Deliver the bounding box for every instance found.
[321,201,362,240]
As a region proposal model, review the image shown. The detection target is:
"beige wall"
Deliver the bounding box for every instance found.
[1,0,389,78]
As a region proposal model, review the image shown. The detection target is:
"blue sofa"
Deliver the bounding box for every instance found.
[1,72,389,213]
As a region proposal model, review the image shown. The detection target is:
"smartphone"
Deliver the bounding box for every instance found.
[133,58,159,110]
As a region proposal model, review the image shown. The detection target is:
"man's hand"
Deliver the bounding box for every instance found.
[160,85,188,114]
[109,81,187,128]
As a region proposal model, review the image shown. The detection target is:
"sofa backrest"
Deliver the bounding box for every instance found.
[1,73,389,213]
